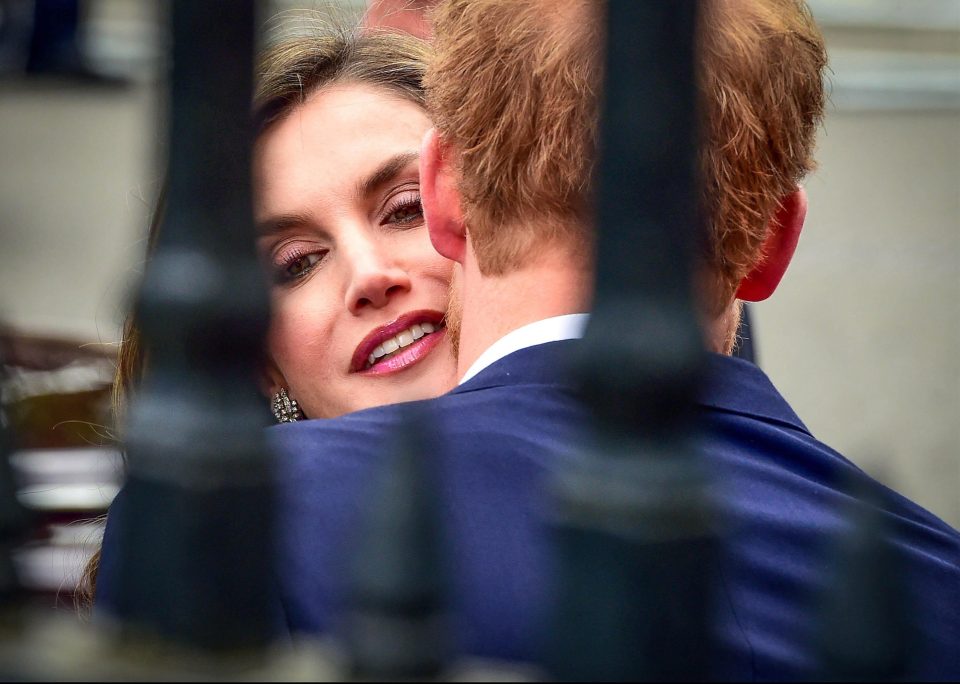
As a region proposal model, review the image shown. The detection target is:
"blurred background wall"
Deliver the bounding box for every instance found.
[0,0,957,603]
[758,0,960,528]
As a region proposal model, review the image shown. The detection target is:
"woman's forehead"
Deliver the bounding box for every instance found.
[260,84,428,157]
[253,83,429,216]
[257,85,426,173]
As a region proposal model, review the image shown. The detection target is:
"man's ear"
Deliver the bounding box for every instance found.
[736,187,807,302]
[420,127,467,264]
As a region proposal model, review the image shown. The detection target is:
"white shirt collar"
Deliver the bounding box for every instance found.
[458,313,590,385]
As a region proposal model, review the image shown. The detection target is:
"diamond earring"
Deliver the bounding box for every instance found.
[272,388,303,423]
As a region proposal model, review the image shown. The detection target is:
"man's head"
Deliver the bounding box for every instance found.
[422,0,602,276]
[697,0,826,319]
[421,0,826,352]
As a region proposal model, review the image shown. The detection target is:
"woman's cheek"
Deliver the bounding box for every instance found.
[269,287,342,362]
[404,233,454,285]
[430,257,455,283]
[267,294,309,367]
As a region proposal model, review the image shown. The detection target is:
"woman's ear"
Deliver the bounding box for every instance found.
[736,188,807,302]
[420,127,467,264]
[259,354,286,401]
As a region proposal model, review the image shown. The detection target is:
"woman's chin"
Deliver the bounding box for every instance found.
[354,344,457,411]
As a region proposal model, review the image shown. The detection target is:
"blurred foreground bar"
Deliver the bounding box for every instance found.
[0,366,30,612]
[548,1,715,680]
[345,409,451,679]
[816,475,914,679]
[110,0,275,653]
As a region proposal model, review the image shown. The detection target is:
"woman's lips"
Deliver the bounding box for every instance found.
[351,310,446,374]
[359,326,446,376]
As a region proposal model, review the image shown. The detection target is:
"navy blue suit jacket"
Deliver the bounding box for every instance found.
[98,341,960,679]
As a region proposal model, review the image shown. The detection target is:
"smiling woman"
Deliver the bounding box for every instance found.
[255,82,456,419]
[79,26,458,607]
[112,29,457,426]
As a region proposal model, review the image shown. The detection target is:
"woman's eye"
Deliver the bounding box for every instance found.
[383,193,424,226]
[277,250,325,282]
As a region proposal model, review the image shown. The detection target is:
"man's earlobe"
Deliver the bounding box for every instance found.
[420,128,467,264]
[736,188,807,302]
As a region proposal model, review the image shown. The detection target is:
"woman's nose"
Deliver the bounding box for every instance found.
[345,248,412,314]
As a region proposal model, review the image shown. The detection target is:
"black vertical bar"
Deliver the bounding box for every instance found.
[0,365,30,610]
[816,476,913,680]
[547,1,715,681]
[344,409,451,679]
[0,366,31,682]
[111,0,273,651]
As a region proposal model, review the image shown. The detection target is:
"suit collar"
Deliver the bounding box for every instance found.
[699,353,809,434]
[458,314,590,386]
[453,344,809,435]
[451,340,579,394]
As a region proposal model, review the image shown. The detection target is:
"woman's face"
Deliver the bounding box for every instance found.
[254,83,457,419]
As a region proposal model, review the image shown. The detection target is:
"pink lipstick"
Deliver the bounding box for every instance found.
[351,310,447,376]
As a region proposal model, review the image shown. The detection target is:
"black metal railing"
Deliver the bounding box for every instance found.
[0,363,30,616]
[111,0,274,653]
[547,2,714,680]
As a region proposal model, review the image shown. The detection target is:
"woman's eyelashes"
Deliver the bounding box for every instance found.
[273,246,328,283]
[380,190,423,227]
[267,189,422,285]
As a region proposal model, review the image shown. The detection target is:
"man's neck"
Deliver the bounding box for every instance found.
[703,299,741,356]
[455,244,593,380]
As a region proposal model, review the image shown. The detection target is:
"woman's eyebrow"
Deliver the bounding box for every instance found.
[256,212,313,237]
[357,150,420,199]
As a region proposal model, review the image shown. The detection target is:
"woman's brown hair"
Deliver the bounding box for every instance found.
[77,24,432,613]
